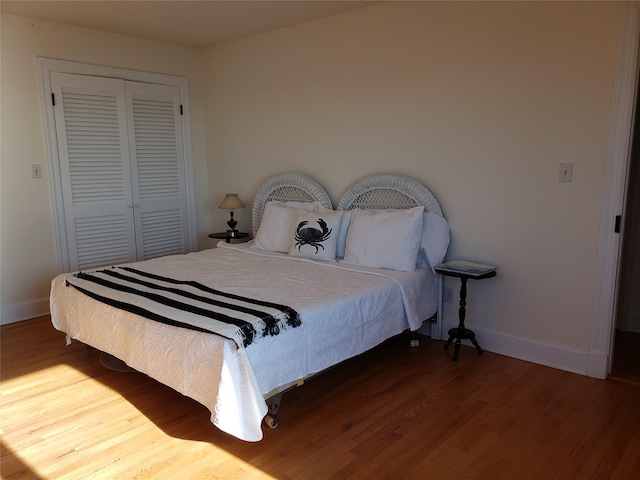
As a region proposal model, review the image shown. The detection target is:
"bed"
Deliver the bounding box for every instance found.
[50,172,449,441]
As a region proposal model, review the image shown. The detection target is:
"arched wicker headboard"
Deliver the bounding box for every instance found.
[337,173,443,215]
[252,173,333,235]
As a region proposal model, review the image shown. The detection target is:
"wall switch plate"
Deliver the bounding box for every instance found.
[559,162,573,183]
[31,164,42,179]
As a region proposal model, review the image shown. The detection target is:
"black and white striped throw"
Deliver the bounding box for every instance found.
[65,266,301,348]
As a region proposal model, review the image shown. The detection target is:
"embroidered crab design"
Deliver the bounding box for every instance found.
[294,219,332,253]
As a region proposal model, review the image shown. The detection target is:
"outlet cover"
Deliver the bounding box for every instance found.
[444,287,454,304]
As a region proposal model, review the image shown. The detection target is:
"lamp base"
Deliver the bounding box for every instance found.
[226,212,237,232]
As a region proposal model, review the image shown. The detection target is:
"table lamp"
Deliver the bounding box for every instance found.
[218,193,245,237]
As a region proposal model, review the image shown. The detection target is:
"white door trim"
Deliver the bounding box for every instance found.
[588,3,639,378]
[37,57,198,272]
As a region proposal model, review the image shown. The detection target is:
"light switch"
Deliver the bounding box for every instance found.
[31,164,42,179]
[559,163,573,183]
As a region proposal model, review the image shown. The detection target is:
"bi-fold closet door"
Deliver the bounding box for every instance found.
[51,72,190,271]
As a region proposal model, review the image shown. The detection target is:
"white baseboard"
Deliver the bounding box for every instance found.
[1,298,50,325]
[586,351,609,379]
[440,320,606,379]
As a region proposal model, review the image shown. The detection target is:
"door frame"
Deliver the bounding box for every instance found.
[588,3,640,378]
[37,57,198,273]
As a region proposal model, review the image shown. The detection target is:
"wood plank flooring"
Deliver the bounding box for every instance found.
[2,316,640,479]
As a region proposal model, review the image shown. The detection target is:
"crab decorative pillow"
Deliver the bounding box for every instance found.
[289,210,343,262]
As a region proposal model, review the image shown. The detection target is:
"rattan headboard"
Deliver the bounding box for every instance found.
[337,173,443,216]
[252,173,333,235]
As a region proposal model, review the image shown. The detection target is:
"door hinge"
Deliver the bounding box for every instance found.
[615,215,622,233]
[180,104,183,115]
[51,93,56,106]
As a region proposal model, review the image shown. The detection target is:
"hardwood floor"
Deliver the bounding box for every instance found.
[2,316,640,479]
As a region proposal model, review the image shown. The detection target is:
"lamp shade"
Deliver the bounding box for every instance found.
[218,193,245,210]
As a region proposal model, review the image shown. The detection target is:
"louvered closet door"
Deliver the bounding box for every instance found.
[125,82,189,260]
[51,73,137,271]
[51,73,190,271]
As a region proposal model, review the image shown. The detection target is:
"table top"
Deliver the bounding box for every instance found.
[208,231,249,239]
[434,260,497,280]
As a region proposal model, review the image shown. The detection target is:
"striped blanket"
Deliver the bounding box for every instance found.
[65,266,301,348]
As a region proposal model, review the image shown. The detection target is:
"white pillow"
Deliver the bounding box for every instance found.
[417,213,450,271]
[342,206,424,272]
[289,210,343,262]
[252,202,300,252]
[318,204,352,259]
[336,210,352,259]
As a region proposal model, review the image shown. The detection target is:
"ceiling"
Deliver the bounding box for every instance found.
[1,1,377,48]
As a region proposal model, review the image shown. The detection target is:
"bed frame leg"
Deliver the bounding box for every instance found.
[409,331,420,348]
[264,392,283,429]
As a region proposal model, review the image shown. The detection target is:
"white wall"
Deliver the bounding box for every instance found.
[0,14,209,323]
[202,2,623,372]
[0,2,628,376]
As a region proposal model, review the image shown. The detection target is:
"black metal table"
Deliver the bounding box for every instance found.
[434,261,497,361]
[208,231,249,243]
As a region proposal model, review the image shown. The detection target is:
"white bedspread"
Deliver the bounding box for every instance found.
[50,241,436,441]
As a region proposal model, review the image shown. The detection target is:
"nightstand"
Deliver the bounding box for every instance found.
[208,231,250,244]
[434,260,497,361]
